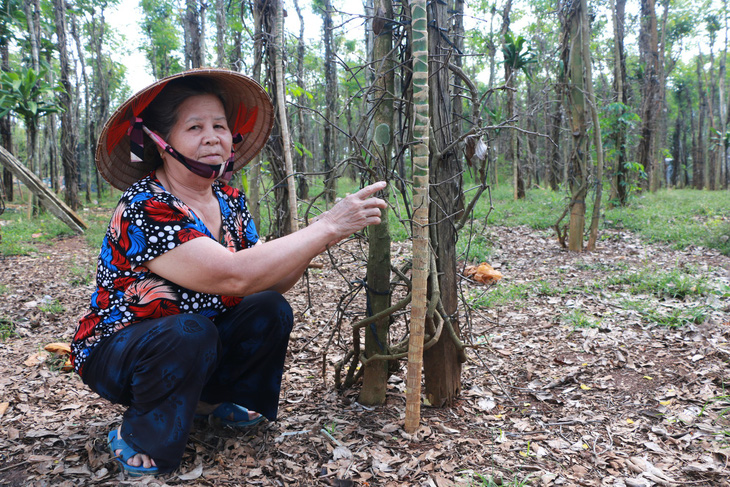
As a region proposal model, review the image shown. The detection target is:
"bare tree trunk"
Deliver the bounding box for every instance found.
[322,0,337,202]
[637,0,660,192]
[274,0,297,235]
[249,0,265,228]
[582,0,604,251]
[1,36,12,201]
[547,82,562,191]
[90,8,109,200]
[22,0,40,180]
[723,0,729,189]
[263,0,290,238]
[561,0,589,252]
[215,0,226,68]
[610,0,629,205]
[359,0,394,407]
[694,54,707,189]
[70,14,92,203]
[185,0,205,68]
[423,0,464,408]
[293,0,309,200]
[53,0,79,210]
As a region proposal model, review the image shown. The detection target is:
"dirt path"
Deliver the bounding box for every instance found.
[0,227,728,486]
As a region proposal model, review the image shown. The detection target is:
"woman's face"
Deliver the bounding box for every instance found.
[164,94,233,168]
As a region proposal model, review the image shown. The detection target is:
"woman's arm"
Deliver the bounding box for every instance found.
[145,181,387,296]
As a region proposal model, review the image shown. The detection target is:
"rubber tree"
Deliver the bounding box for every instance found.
[608,0,630,206]
[636,0,660,192]
[422,0,464,407]
[503,31,533,200]
[359,0,394,406]
[0,0,17,201]
[319,0,338,203]
[52,0,79,210]
[559,0,589,252]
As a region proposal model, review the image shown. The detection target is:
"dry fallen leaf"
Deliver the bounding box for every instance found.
[23,352,49,367]
[44,342,72,355]
[463,262,503,284]
[43,342,74,371]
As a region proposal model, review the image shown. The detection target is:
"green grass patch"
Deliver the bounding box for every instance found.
[604,267,709,299]
[466,183,730,255]
[467,282,532,309]
[621,299,709,328]
[603,189,730,254]
[39,298,65,315]
[68,258,94,287]
[561,309,599,329]
[456,470,534,486]
[0,316,16,340]
[0,207,76,256]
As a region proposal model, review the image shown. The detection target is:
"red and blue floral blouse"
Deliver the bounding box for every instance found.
[70,171,259,375]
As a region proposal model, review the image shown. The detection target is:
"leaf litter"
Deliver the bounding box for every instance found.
[0,226,728,486]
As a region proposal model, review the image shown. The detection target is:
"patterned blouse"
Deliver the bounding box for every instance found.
[70,171,259,375]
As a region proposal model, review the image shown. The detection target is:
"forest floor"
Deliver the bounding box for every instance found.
[0,224,728,487]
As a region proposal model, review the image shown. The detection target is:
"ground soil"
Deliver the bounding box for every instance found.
[0,226,728,486]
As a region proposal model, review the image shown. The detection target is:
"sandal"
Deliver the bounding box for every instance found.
[107,429,159,477]
[204,402,265,428]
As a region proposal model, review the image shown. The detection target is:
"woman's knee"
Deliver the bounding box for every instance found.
[144,315,219,368]
[256,291,293,333]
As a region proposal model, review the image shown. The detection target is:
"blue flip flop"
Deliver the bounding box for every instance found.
[107,429,159,477]
[204,402,265,428]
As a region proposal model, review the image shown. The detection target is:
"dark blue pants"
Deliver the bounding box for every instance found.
[82,291,293,473]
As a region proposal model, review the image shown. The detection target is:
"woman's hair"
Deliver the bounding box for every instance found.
[141,77,228,166]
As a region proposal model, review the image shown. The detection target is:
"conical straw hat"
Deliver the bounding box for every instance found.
[96,68,274,190]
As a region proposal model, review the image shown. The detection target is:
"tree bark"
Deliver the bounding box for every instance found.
[609,0,629,205]
[185,0,205,69]
[274,0,298,235]
[91,8,109,200]
[561,0,589,252]
[694,54,707,189]
[359,0,394,407]
[215,0,226,68]
[581,0,604,251]
[1,26,12,201]
[636,0,660,192]
[293,0,309,200]
[70,14,92,203]
[249,0,266,228]
[53,0,79,210]
[322,0,338,203]
[423,0,463,408]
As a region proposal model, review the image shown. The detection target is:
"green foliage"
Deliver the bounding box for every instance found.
[69,259,94,287]
[139,0,183,77]
[467,282,531,309]
[0,67,63,122]
[39,298,65,315]
[604,267,709,299]
[603,189,730,255]
[457,470,534,487]
[561,309,598,329]
[0,208,75,256]
[484,185,566,229]
[502,32,536,80]
[621,299,709,328]
[0,316,15,341]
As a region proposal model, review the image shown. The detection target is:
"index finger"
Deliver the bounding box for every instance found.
[355,181,387,199]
